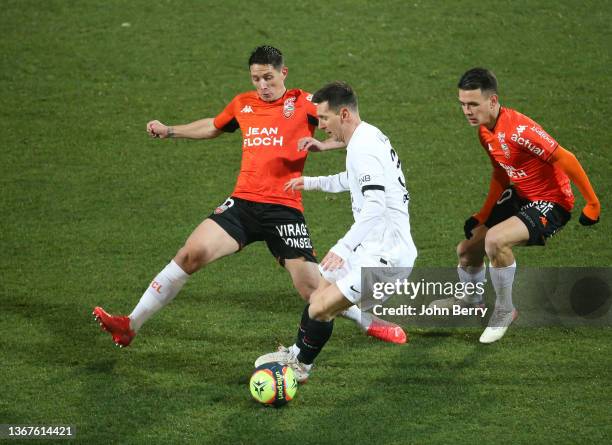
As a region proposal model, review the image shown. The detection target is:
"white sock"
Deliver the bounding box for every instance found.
[289,344,313,370]
[129,260,190,331]
[289,344,301,357]
[340,305,373,331]
[457,264,486,304]
[489,261,516,311]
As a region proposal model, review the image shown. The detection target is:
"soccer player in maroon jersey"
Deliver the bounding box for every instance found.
[92,46,406,347]
[430,67,601,343]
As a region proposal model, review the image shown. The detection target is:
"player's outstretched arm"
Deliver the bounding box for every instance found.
[298,137,345,152]
[284,172,349,193]
[550,146,601,225]
[307,172,349,193]
[146,118,222,140]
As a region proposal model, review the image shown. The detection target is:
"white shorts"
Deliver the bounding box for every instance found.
[319,245,414,307]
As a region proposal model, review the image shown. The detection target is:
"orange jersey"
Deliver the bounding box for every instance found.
[478,107,574,211]
[213,89,317,211]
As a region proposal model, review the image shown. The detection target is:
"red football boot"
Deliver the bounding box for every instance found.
[366,317,408,344]
[93,306,135,347]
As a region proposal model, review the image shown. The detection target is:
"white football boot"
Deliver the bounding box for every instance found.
[479,307,518,344]
[254,345,312,383]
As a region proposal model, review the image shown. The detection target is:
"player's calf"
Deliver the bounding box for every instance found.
[285,258,320,302]
[296,305,335,364]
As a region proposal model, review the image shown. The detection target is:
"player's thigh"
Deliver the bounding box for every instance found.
[485,216,530,250]
[177,219,240,270]
[284,259,322,301]
[322,247,383,310]
[309,283,354,321]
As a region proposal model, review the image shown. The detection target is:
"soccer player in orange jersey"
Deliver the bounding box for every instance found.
[92,46,406,347]
[430,67,600,343]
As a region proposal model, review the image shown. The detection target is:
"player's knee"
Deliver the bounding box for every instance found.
[456,240,470,260]
[297,273,319,302]
[287,260,319,302]
[456,240,482,266]
[174,245,210,274]
[484,229,507,259]
[308,291,333,321]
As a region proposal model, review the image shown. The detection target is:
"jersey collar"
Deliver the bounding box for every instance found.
[482,106,506,134]
[263,88,289,105]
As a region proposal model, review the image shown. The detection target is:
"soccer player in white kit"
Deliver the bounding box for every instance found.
[255,81,417,381]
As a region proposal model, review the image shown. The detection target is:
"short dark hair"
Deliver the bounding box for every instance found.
[248,45,284,70]
[458,67,498,95]
[312,81,358,113]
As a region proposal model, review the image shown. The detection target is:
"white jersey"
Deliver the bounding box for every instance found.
[304,121,417,267]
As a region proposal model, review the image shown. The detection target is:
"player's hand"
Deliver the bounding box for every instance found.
[284,177,305,192]
[146,120,170,138]
[464,216,480,239]
[320,251,345,272]
[579,202,600,226]
[298,137,325,152]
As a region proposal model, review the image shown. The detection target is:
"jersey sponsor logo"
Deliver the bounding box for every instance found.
[510,133,545,156]
[498,161,527,179]
[502,144,510,158]
[214,197,235,214]
[275,223,313,249]
[283,97,296,118]
[240,105,253,113]
[530,126,556,147]
[244,126,284,147]
[516,125,528,135]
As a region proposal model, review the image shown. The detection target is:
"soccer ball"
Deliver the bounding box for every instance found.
[249,362,298,407]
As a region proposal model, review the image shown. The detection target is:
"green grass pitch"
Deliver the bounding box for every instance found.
[1,1,610,443]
